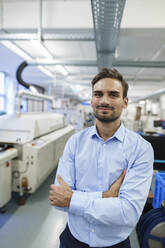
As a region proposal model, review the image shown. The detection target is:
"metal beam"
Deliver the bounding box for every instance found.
[38,0,43,41]
[126,77,164,82]
[27,58,165,69]
[113,60,165,68]
[67,74,164,82]
[0,33,38,41]
[0,29,95,41]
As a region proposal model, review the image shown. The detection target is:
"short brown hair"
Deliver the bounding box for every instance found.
[91,68,128,98]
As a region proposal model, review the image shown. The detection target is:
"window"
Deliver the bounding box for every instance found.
[0,72,6,112]
[0,72,15,114]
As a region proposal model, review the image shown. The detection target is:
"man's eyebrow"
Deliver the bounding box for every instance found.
[93,90,120,95]
[109,90,120,94]
[93,90,120,94]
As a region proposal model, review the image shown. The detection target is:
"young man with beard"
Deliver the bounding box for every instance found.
[49,68,153,248]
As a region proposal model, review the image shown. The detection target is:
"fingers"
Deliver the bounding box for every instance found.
[49,177,70,207]
[109,169,126,189]
[50,184,55,190]
[118,169,126,183]
[57,175,69,187]
[49,187,58,205]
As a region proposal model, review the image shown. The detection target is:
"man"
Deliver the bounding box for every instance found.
[49,68,153,248]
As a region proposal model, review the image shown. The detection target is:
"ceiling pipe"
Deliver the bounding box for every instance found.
[130,88,165,104]
[26,58,165,68]
[0,29,95,41]
[113,60,165,68]
[91,0,126,69]
[30,0,53,59]
[38,0,42,41]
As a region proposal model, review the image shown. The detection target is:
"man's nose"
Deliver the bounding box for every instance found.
[100,94,110,104]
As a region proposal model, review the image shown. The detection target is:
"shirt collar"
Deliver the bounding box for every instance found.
[89,122,125,143]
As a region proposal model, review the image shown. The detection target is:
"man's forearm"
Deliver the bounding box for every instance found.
[102,190,117,198]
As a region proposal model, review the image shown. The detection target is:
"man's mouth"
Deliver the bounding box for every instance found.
[96,106,114,110]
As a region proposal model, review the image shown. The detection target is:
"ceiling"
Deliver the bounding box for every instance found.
[0,0,165,102]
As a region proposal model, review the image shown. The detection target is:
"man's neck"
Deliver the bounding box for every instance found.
[96,119,121,141]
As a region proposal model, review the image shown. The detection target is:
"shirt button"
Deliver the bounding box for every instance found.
[91,229,94,232]
[99,185,102,188]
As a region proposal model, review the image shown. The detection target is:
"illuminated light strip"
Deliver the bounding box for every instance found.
[55,65,68,76]
[0,41,32,60]
[37,65,55,78]
[31,40,53,59]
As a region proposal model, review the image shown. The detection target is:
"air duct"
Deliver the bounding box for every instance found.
[91,0,126,69]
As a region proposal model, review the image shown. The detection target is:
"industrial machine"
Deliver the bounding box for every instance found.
[0,112,74,207]
[0,146,17,209]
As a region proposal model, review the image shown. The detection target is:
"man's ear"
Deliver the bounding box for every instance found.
[123,97,128,109]
[91,97,94,108]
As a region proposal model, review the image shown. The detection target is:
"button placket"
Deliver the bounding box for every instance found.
[97,143,105,189]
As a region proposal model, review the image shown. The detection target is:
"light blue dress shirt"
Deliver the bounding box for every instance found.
[55,123,154,247]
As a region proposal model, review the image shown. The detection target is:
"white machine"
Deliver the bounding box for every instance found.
[0,112,74,207]
[0,147,17,208]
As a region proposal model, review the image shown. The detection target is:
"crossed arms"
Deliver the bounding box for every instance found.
[49,169,126,207]
[48,136,153,227]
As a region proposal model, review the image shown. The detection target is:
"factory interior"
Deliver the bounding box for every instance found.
[0,0,165,247]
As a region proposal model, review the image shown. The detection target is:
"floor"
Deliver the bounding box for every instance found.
[0,170,140,248]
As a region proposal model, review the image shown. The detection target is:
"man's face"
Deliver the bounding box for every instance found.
[91,78,128,123]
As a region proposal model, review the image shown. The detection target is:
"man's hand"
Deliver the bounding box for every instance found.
[49,175,73,207]
[102,169,126,198]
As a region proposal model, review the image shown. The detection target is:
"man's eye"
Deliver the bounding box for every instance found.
[94,92,102,97]
[110,93,119,97]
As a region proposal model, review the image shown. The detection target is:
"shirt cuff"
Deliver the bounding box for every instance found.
[54,206,68,212]
[69,191,102,216]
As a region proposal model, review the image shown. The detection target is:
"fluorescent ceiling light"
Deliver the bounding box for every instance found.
[139,100,145,105]
[31,40,53,59]
[56,65,68,76]
[75,85,83,91]
[70,84,84,92]
[0,41,31,60]
[38,65,55,78]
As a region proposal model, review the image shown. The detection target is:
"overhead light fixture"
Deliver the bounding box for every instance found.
[0,41,32,60]
[31,40,53,59]
[55,65,68,76]
[139,100,145,105]
[1,41,55,80]
[38,65,55,78]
